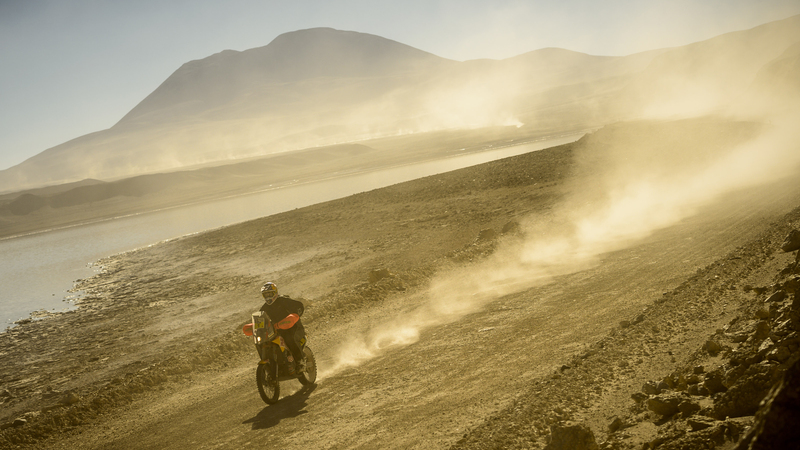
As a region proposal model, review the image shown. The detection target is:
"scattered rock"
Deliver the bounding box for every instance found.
[61,391,81,405]
[41,388,62,400]
[608,417,624,433]
[729,332,749,343]
[501,220,520,234]
[545,421,599,450]
[704,339,723,355]
[368,268,392,284]
[687,416,718,431]
[476,228,497,242]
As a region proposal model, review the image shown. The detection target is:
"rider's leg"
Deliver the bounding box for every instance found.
[279,327,304,368]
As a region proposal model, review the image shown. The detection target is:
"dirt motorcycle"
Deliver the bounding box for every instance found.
[242,310,317,404]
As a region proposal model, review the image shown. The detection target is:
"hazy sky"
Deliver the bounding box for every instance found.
[1,0,799,171]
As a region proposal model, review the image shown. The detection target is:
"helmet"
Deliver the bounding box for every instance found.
[261,282,278,304]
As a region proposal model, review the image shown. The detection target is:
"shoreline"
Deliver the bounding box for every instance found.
[0,131,584,329]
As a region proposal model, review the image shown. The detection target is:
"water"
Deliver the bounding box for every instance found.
[0,134,582,328]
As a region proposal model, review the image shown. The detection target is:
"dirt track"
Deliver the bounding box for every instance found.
[2,119,799,449]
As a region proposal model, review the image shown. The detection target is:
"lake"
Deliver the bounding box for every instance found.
[0,134,582,328]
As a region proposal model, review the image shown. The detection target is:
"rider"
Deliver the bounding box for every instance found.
[259,282,307,373]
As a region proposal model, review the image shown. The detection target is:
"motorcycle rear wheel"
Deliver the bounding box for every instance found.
[256,363,280,404]
[298,346,317,385]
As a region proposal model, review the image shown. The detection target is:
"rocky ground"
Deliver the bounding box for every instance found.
[1,118,798,449]
[452,214,800,450]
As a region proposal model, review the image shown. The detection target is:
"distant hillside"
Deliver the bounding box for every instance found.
[1,16,799,193]
[617,14,800,118]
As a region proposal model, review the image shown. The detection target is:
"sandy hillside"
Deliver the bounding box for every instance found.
[1,117,799,449]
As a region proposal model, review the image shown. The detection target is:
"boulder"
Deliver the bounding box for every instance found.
[713,363,779,419]
[704,339,723,355]
[766,346,792,363]
[784,276,800,294]
[11,418,26,427]
[678,399,702,416]
[765,290,787,303]
[704,369,728,395]
[780,229,800,252]
[647,393,684,416]
[734,359,800,449]
[642,381,660,395]
[754,321,771,341]
[545,421,599,450]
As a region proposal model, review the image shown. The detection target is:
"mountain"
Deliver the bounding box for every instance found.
[1,17,799,193]
[117,28,455,127]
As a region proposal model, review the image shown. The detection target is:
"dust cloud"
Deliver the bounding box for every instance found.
[321,106,800,379]
[315,20,800,378]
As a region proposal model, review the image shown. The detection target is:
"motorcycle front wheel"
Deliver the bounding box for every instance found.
[256,363,280,404]
[298,346,317,385]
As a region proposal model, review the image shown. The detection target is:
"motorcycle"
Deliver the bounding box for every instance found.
[242,310,317,404]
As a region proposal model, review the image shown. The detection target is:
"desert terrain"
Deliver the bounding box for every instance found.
[1,117,799,449]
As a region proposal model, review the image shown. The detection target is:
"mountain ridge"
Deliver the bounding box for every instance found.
[2,16,799,193]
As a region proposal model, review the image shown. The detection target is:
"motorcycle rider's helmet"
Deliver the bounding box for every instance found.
[261,282,278,305]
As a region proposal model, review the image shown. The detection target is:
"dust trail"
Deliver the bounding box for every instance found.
[321,115,800,379]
